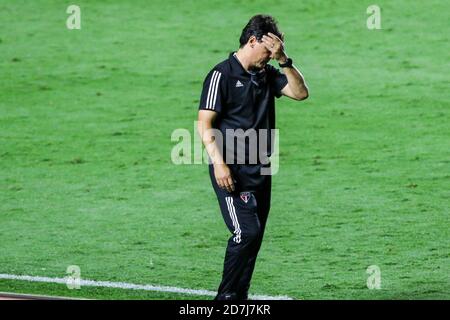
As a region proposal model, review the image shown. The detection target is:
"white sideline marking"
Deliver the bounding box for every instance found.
[0,274,293,300]
[0,291,84,300]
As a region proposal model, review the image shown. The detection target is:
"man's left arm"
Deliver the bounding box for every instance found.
[262,32,309,101]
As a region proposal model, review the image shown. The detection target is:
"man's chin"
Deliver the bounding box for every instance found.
[251,63,266,71]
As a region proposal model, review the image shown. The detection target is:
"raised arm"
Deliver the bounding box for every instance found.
[262,32,309,101]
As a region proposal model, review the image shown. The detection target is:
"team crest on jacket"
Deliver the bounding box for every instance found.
[240,192,251,203]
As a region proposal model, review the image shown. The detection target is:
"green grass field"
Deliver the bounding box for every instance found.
[0,0,449,300]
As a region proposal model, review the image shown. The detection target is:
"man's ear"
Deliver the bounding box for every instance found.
[248,35,257,48]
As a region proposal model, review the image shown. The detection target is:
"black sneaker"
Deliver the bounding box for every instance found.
[237,292,249,300]
[214,293,238,300]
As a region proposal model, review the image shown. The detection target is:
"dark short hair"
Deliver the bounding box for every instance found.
[239,14,283,48]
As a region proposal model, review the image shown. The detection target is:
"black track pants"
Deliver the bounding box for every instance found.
[209,164,271,300]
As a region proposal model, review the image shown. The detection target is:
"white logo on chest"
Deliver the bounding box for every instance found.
[235,80,244,88]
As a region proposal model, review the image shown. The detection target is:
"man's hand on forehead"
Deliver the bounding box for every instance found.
[261,32,286,62]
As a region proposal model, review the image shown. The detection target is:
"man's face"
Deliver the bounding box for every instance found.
[248,36,272,70]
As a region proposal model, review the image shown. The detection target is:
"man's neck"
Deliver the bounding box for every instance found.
[235,49,252,72]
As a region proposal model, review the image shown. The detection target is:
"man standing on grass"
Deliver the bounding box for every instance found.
[197,14,309,300]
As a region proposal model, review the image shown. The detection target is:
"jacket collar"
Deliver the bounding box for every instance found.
[229,52,266,87]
